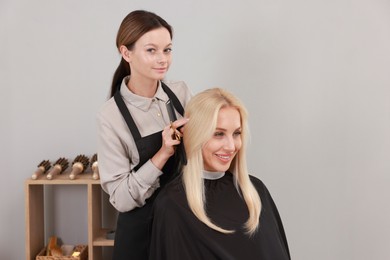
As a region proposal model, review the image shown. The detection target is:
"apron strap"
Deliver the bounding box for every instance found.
[114,81,185,142]
[161,82,184,116]
[114,90,142,141]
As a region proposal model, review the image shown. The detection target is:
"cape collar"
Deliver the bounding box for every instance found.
[202,170,225,180]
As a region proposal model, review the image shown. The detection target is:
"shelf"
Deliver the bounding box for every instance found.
[26,172,100,185]
[93,228,115,246]
[25,171,113,260]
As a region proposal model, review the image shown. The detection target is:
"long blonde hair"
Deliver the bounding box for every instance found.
[182,88,261,235]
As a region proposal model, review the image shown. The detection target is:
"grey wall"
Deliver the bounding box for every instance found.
[2,0,390,259]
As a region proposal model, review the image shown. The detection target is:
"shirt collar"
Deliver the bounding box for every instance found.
[120,76,169,111]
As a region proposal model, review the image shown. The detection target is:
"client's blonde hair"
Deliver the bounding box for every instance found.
[182,88,261,235]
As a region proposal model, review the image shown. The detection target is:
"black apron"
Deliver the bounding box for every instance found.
[112,82,184,260]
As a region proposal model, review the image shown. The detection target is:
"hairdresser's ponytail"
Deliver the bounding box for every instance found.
[110,58,130,97]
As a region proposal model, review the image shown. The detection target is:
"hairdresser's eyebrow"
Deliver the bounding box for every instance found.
[144,42,172,47]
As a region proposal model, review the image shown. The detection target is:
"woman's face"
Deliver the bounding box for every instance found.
[202,107,242,172]
[127,27,172,81]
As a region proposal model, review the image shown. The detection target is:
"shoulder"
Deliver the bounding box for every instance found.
[249,175,270,198]
[155,177,185,210]
[249,175,266,190]
[249,175,282,209]
[162,80,192,105]
[163,79,189,91]
[96,97,119,123]
[153,177,189,220]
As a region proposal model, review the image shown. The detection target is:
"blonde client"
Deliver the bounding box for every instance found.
[149,88,291,260]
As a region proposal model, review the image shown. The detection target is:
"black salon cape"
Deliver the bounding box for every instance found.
[149,172,290,260]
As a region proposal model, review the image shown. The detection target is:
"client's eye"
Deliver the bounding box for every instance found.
[214,132,224,137]
[233,131,241,137]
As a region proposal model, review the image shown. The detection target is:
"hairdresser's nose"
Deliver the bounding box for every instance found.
[156,52,167,64]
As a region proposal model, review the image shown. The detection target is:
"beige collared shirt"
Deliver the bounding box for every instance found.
[97,77,192,212]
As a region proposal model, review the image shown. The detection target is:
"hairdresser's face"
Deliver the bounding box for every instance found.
[202,107,242,172]
[127,27,172,81]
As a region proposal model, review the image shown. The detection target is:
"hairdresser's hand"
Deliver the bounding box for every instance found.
[151,118,189,170]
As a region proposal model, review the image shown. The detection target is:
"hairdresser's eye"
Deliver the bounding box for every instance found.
[233,130,242,137]
[146,48,156,53]
[164,48,172,53]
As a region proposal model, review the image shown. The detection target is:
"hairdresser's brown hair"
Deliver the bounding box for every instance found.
[110,10,173,97]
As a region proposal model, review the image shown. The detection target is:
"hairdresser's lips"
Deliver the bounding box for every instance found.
[154,67,167,73]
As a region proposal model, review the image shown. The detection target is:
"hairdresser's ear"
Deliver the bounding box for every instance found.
[119,45,132,63]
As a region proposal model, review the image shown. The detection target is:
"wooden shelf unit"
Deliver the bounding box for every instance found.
[25,173,114,260]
